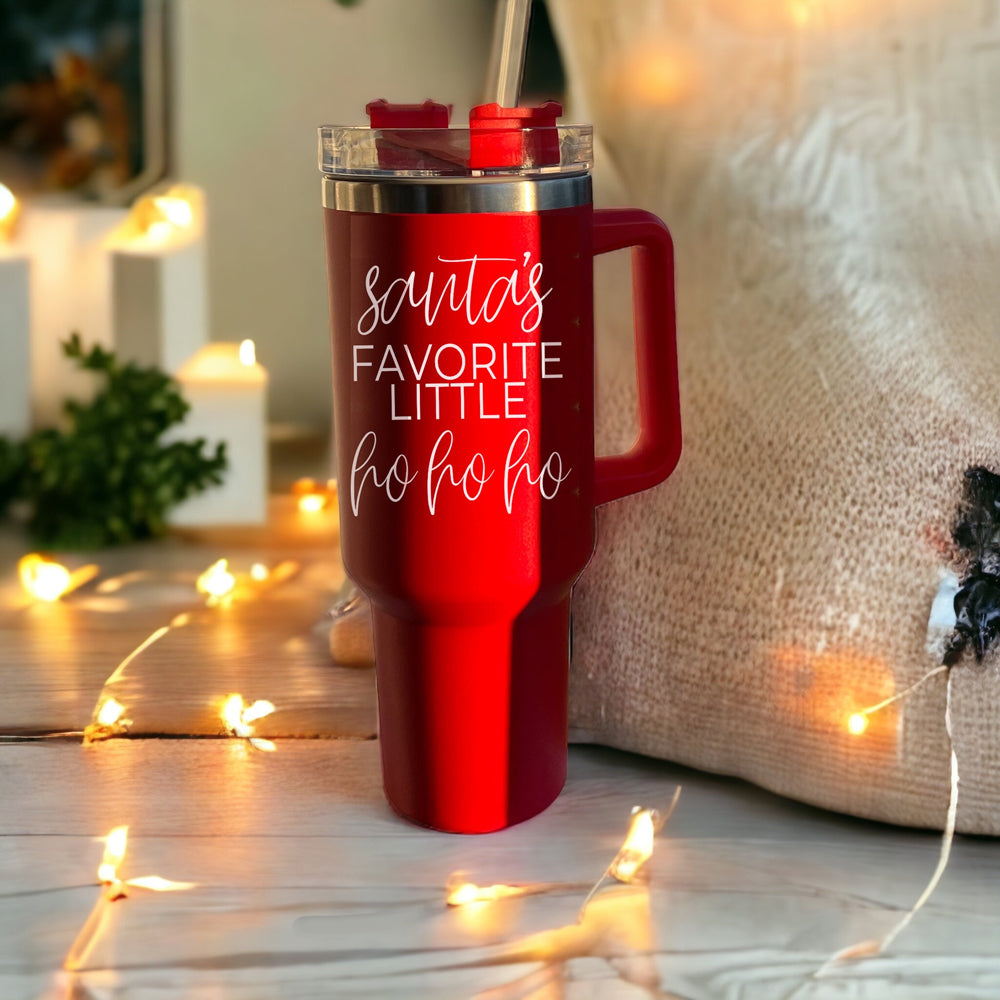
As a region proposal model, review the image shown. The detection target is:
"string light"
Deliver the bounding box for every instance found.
[846,713,869,736]
[18,554,98,602]
[221,693,276,752]
[445,877,537,907]
[292,478,338,514]
[64,825,196,971]
[792,663,960,993]
[196,558,236,605]
[845,664,949,735]
[83,698,133,745]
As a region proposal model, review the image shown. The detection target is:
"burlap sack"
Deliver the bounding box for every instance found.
[546,0,1000,833]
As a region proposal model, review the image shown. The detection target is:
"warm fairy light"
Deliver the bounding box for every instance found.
[299,493,327,512]
[0,182,18,241]
[151,195,194,229]
[446,880,526,907]
[18,554,71,601]
[221,694,246,731]
[293,477,338,513]
[18,554,98,602]
[579,793,680,917]
[84,696,132,744]
[250,562,269,581]
[197,558,236,604]
[238,339,256,366]
[125,875,196,891]
[221,693,276,751]
[816,669,960,978]
[847,712,869,736]
[64,823,197,971]
[96,699,125,727]
[845,665,949,736]
[608,807,659,883]
[98,825,129,884]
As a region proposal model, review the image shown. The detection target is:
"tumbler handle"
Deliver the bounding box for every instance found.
[592,209,682,506]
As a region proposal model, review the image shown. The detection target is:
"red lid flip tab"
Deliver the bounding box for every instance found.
[469,101,562,170]
[365,99,458,171]
[365,99,452,129]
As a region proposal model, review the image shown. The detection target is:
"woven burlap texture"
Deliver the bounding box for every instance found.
[549,0,1000,833]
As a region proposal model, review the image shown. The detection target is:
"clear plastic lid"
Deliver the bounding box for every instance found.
[318,101,592,178]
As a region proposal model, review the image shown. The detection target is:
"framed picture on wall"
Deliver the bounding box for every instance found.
[0,0,167,202]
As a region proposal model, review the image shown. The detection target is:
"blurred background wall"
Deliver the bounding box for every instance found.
[170,0,494,432]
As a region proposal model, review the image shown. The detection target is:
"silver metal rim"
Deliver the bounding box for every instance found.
[322,173,591,214]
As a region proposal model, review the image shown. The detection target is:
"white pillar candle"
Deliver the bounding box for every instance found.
[167,341,269,526]
[0,245,31,438]
[18,203,128,428]
[109,186,209,373]
[111,238,208,374]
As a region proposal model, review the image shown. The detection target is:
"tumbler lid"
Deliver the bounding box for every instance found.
[318,99,592,178]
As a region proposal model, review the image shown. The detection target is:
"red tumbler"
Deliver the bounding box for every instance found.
[319,102,681,833]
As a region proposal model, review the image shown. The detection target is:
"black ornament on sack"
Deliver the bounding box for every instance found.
[944,466,1000,666]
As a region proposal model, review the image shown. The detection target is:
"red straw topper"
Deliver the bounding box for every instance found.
[469,100,562,169]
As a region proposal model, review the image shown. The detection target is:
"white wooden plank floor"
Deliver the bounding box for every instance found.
[2,505,999,999]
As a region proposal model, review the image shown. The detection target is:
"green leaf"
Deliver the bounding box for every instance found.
[8,336,231,549]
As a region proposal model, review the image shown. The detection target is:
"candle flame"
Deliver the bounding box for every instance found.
[238,339,256,366]
[19,554,71,601]
[847,712,869,735]
[608,807,659,883]
[151,195,193,229]
[250,562,269,581]
[0,182,18,240]
[123,184,203,246]
[0,182,15,220]
[197,558,236,604]
[145,220,173,244]
[96,698,125,727]
[221,693,276,751]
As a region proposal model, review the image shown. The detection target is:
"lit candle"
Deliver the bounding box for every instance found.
[166,342,269,525]
[0,183,30,438]
[109,184,208,374]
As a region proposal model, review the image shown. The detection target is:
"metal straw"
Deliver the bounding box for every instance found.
[485,0,533,107]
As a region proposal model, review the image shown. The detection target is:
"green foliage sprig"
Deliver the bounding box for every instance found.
[0,334,227,549]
